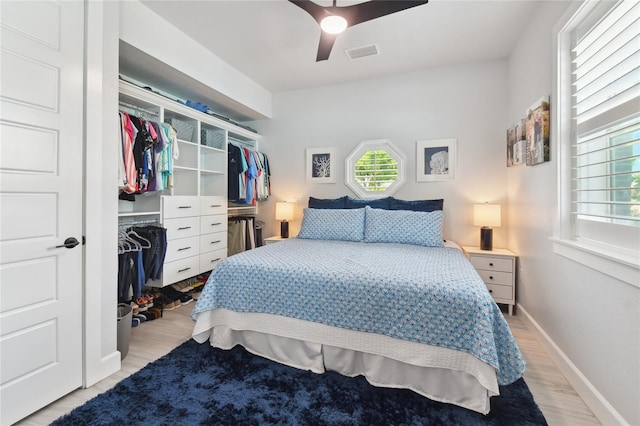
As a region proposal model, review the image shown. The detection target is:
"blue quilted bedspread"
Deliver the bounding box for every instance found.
[192,239,525,384]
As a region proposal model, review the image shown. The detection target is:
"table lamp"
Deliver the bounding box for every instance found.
[275,202,294,238]
[473,203,501,250]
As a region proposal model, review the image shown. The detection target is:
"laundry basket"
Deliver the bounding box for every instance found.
[117,303,132,360]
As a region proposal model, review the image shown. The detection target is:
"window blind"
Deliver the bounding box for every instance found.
[354,150,399,192]
[572,0,640,227]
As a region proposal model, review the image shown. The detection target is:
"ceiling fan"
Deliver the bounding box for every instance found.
[288,0,429,62]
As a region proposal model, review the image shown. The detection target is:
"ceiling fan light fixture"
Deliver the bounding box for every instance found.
[320,15,347,34]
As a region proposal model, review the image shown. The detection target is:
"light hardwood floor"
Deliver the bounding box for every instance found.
[17,304,601,426]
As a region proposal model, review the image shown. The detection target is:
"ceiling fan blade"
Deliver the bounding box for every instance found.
[316,31,338,62]
[288,0,329,24]
[339,1,429,27]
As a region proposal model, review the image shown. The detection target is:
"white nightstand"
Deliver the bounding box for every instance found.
[462,246,517,315]
[264,236,287,244]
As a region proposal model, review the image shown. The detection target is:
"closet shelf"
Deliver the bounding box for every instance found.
[200,169,224,175]
[173,166,198,172]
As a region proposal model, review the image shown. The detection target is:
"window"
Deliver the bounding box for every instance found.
[345,139,406,198]
[555,0,639,283]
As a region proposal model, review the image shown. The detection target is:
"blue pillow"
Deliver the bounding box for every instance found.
[297,208,365,242]
[345,197,391,210]
[308,196,348,209]
[389,197,444,212]
[364,206,444,247]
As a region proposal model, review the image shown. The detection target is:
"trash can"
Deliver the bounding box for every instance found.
[117,303,132,360]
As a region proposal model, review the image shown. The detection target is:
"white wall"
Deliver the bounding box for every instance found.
[252,60,510,244]
[84,0,121,387]
[507,2,639,425]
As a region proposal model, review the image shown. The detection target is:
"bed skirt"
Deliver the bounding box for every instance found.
[192,309,499,414]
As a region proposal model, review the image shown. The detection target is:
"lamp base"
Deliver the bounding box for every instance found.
[280,221,289,239]
[480,227,493,251]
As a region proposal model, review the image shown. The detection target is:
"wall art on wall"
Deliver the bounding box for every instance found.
[416,139,456,181]
[306,147,336,183]
[525,96,550,166]
[507,118,527,167]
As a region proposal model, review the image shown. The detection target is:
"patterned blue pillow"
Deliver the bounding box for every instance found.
[297,208,365,242]
[364,206,444,247]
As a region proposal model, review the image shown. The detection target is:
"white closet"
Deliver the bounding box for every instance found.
[118,80,261,287]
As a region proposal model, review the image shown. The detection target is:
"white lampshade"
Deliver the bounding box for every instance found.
[320,15,348,34]
[275,202,294,222]
[473,204,501,227]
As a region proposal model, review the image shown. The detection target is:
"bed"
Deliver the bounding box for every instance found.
[191,199,526,414]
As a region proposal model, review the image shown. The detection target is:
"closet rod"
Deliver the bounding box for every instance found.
[228,138,257,149]
[118,101,159,117]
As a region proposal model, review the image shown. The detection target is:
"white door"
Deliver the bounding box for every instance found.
[0,1,85,424]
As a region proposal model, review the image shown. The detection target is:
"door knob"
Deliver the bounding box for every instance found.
[55,237,80,249]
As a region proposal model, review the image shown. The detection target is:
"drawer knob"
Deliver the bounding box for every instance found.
[178,226,192,230]
[178,246,191,251]
[178,206,192,209]
[489,262,494,267]
[489,276,494,280]
[211,258,222,262]
[212,222,222,226]
[178,267,191,273]
[211,204,222,207]
[489,289,493,293]
[211,240,221,244]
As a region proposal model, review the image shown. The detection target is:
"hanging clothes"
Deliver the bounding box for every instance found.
[117,111,177,196]
[227,216,257,256]
[228,142,270,204]
[117,226,168,303]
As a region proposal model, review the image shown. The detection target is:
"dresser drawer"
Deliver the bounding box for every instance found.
[486,283,514,302]
[163,256,199,286]
[164,217,200,240]
[162,196,200,218]
[469,255,513,273]
[200,196,226,215]
[200,214,227,234]
[199,249,227,274]
[164,236,199,263]
[476,270,513,286]
[200,231,226,254]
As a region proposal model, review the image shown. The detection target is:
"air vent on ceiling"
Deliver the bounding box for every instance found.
[345,44,379,60]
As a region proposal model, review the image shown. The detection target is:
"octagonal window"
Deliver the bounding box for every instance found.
[345,139,406,198]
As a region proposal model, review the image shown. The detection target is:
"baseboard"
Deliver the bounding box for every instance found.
[83,351,121,388]
[517,304,628,426]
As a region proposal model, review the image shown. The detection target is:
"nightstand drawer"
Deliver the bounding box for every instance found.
[469,256,513,273]
[486,283,513,300]
[476,270,513,286]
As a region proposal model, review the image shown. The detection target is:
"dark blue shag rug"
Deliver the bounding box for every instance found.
[52,339,547,425]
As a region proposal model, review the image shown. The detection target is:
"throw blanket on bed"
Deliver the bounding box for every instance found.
[192,239,526,384]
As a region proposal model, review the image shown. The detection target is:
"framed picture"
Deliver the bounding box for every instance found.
[306,147,336,183]
[525,96,550,166]
[416,139,456,181]
[507,119,526,167]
